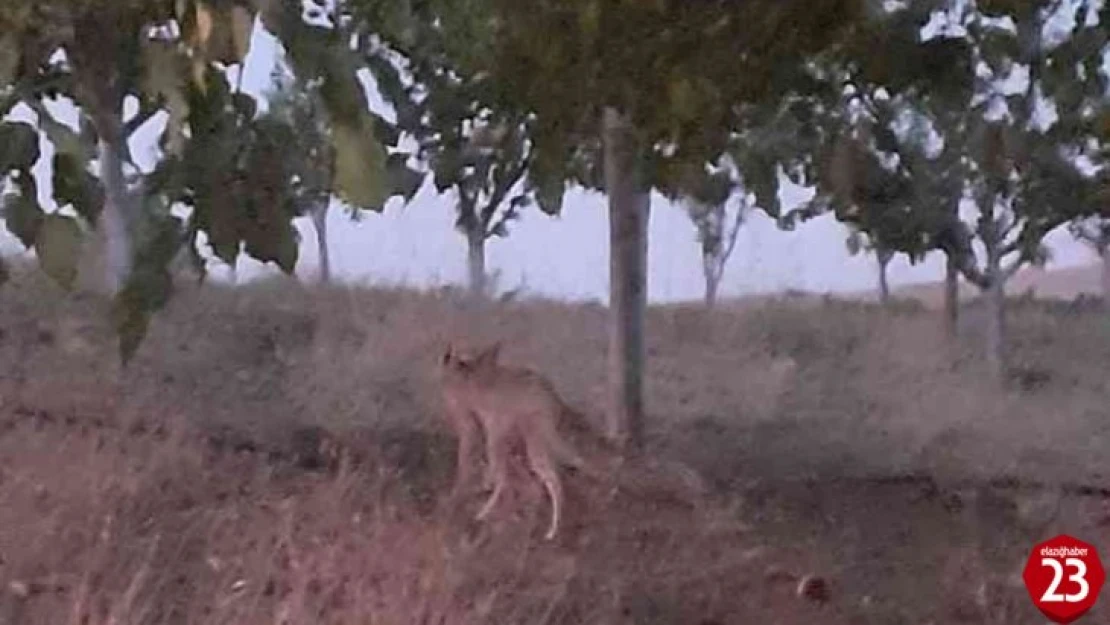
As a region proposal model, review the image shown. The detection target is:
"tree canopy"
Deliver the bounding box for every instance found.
[0,0,418,359]
[2,0,1109,387]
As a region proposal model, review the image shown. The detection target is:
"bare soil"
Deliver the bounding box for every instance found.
[2,264,1110,624]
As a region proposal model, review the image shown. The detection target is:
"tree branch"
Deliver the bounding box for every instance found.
[480,156,529,234]
[957,257,991,290]
[484,202,522,240]
[934,215,991,289]
[454,187,479,233]
[5,67,73,116]
[718,195,746,272]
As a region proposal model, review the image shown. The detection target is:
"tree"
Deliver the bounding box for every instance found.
[264,5,422,286]
[779,0,977,332]
[154,64,422,290]
[354,16,552,299]
[408,79,539,299]
[682,168,745,308]
[0,0,413,359]
[942,0,1103,381]
[1055,0,1110,304]
[265,69,335,283]
[821,0,1106,381]
[359,0,875,450]
[1070,217,1110,300]
[845,226,895,305]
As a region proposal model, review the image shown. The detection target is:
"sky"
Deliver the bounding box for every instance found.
[0,10,1103,304]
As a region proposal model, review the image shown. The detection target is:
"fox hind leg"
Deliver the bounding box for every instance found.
[475,428,512,522]
[447,404,483,499]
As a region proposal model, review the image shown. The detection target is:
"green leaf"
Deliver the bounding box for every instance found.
[533,178,564,215]
[369,111,401,146]
[259,1,394,211]
[977,29,1019,76]
[364,52,419,129]
[231,92,258,119]
[977,0,1038,19]
[0,122,40,173]
[736,151,781,216]
[229,5,255,63]
[41,113,93,162]
[667,75,698,123]
[243,218,299,274]
[112,209,183,364]
[199,180,244,266]
[579,0,601,38]
[180,2,255,68]
[431,148,464,193]
[0,32,17,86]
[332,117,389,210]
[141,39,191,157]
[527,133,567,215]
[238,118,302,273]
[3,173,44,248]
[34,214,82,290]
[52,153,105,224]
[386,152,424,204]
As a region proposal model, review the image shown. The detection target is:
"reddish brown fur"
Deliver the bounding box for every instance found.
[438,341,607,540]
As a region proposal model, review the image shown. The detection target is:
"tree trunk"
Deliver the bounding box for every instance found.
[97,130,133,296]
[466,226,487,298]
[310,200,331,284]
[944,253,959,338]
[71,12,133,297]
[877,255,891,306]
[703,268,720,309]
[985,277,1007,384]
[602,107,649,451]
[984,251,1007,384]
[1101,245,1110,302]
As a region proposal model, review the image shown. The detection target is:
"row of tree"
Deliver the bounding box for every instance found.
[1,0,1109,451]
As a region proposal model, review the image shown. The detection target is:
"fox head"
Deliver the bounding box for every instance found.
[440,341,502,377]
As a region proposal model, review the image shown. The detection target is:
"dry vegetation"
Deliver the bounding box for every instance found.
[2,262,1110,624]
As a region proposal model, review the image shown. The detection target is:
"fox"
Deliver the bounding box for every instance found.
[438,340,609,540]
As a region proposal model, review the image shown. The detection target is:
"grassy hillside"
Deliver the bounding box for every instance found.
[2,262,1109,623]
[872,262,1107,308]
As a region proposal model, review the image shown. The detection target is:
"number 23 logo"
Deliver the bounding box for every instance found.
[1041,557,1091,604]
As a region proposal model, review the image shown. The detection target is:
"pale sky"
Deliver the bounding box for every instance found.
[0,14,1101,304]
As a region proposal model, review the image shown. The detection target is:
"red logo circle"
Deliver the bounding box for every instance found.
[1023,534,1105,624]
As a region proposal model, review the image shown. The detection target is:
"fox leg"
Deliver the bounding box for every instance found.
[475,429,511,522]
[446,404,482,498]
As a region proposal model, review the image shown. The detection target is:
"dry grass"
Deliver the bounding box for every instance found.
[2,263,1110,624]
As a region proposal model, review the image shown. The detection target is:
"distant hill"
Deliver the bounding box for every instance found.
[710,262,1107,311]
[885,262,1106,309]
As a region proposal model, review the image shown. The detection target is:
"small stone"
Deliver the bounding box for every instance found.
[8,580,29,598]
[796,574,830,603]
